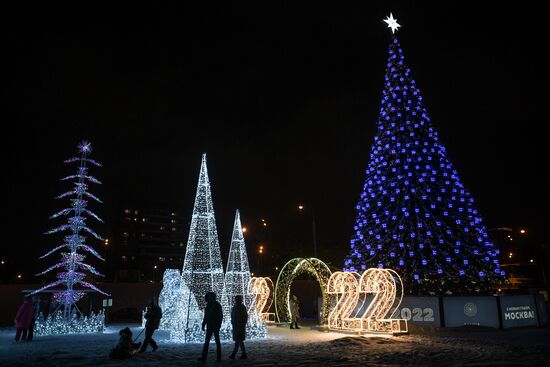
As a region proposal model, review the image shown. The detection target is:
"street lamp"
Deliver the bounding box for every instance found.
[153,265,158,282]
[257,245,264,274]
[297,204,318,258]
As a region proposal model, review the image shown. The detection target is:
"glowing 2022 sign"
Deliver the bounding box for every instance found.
[248,277,275,323]
[327,268,407,334]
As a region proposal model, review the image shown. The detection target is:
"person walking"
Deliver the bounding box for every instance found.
[26,295,41,341]
[198,292,223,363]
[139,297,162,353]
[14,296,34,342]
[229,295,248,360]
[289,295,300,329]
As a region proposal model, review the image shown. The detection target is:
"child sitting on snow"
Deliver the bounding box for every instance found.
[109,327,141,359]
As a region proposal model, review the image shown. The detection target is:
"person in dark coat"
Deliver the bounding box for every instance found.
[109,327,141,359]
[139,297,162,353]
[198,291,223,362]
[26,295,41,341]
[14,296,34,342]
[290,294,300,329]
[229,295,248,360]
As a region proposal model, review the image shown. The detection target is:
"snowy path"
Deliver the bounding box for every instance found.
[1,324,549,366]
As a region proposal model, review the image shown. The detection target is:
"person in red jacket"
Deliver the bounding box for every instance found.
[14,296,35,342]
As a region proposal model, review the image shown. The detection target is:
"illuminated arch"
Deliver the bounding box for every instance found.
[274,258,333,324]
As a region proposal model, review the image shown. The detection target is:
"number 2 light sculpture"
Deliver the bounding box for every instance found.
[327,268,407,334]
[248,277,275,323]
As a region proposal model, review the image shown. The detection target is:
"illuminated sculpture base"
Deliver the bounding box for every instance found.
[154,270,267,343]
[34,310,105,336]
[168,321,267,343]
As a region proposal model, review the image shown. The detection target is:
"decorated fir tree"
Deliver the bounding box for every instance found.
[344,15,504,294]
[31,141,108,334]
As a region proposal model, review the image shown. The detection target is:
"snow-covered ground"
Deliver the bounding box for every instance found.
[1,324,549,366]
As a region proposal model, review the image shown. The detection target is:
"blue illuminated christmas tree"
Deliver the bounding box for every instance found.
[344,15,504,294]
[31,141,109,325]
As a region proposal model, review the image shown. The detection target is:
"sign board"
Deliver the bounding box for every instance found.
[499,295,538,328]
[103,298,113,307]
[395,296,441,327]
[443,296,499,328]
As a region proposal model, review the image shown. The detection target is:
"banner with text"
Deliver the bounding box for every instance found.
[499,295,538,328]
[396,296,441,327]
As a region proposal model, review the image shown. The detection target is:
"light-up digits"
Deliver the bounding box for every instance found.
[248,277,275,323]
[358,268,407,333]
[327,272,360,329]
[326,268,407,334]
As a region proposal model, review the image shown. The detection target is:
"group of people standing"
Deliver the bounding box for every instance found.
[198,292,248,362]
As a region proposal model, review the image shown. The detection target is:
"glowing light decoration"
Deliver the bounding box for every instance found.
[383,13,401,34]
[181,154,225,311]
[156,268,203,342]
[344,16,504,294]
[30,141,108,335]
[274,258,333,324]
[221,210,254,318]
[327,268,407,334]
[327,272,360,330]
[162,155,266,342]
[220,210,267,338]
[34,309,105,335]
[157,269,200,331]
[248,277,275,323]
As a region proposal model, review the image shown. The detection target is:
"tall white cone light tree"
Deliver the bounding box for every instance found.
[181,153,225,310]
[30,141,108,335]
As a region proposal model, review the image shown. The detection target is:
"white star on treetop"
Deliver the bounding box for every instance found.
[383,13,401,34]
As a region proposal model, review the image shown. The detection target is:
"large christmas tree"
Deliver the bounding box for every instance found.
[344,15,504,294]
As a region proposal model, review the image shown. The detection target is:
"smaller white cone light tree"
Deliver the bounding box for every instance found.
[221,210,253,316]
[30,141,108,335]
[221,210,265,337]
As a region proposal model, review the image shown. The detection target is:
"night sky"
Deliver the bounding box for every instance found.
[3,2,547,277]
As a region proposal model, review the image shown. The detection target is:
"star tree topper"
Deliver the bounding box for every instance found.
[383,13,401,34]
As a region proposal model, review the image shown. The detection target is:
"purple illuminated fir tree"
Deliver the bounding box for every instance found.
[31,141,109,321]
[344,15,504,294]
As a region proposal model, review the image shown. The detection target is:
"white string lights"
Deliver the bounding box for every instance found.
[274,258,333,324]
[220,210,267,337]
[181,154,225,312]
[327,268,407,334]
[248,277,275,323]
[327,272,360,330]
[157,155,265,342]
